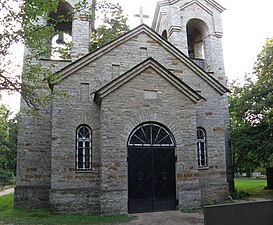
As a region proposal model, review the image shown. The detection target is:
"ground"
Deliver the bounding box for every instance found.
[1,181,272,225]
[0,187,14,196]
[0,188,204,224]
[116,211,204,225]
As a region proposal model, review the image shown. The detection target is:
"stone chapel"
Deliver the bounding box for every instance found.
[15,0,231,214]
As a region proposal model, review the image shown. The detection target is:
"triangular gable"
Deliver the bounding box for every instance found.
[153,0,225,14]
[180,0,213,15]
[53,24,228,95]
[181,0,225,12]
[94,57,205,105]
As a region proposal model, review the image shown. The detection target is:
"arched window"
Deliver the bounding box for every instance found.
[197,127,207,167]
[128,122,175,147]
[76,125,92,170]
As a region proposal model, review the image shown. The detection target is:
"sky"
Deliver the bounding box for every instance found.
[2,0,273,114]
[109,0,273,81]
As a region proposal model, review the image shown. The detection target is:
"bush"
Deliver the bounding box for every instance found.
[181,207,202,213]
[255,167,266,175]
[230,189,250,200]
[0,169,15,189]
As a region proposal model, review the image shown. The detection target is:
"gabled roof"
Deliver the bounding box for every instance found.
[53,24,228,95]
[94,57,204,105]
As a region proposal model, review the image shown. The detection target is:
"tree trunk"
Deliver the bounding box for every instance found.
[266,167,273,189]
[90,0,96,32]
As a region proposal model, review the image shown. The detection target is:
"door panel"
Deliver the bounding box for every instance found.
[128,147,153,212]
[128,147,176,213]
[153,147,176,211]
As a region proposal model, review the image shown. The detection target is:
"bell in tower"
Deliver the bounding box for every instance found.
[45,0,91,61]
[56,32,65,45]
[47,1,73,59]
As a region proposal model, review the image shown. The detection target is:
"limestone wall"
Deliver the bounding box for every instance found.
[99,67,200,213]
[14,100,52,208]
[16,22,229,213]
[50,30,229,212]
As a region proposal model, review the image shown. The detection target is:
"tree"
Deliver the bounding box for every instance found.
[0,98,18,188]
[229,37,273,175]
[0,104,10,171]
[89,1,129,51]
[0,0,129,110]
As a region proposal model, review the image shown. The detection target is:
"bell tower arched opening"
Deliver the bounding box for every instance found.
[186,19,209,70]
[47,0,73,60]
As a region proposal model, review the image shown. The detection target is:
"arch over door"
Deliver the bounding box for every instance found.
[128,122,176,213]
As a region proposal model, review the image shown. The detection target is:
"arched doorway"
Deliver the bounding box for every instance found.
[127,122,176,213]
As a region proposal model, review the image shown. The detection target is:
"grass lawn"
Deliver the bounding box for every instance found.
[235,178,273,199]
[0,194,133,225]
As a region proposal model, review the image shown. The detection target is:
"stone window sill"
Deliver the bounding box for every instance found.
[198,166,209,170]
[75,170,93,173]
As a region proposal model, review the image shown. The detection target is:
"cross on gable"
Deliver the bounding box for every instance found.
[134,6,149,24]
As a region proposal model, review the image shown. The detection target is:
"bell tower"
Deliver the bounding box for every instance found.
[152,0,226,82]
[48,0,92,61]
[24,0,92,62]
[152,0,233,200]
[15,0,92,209]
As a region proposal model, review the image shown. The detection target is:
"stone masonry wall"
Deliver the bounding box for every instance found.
[152,0,229,202]
[99,68,200,213]
[14,100,52,208]
[196,82,229,203]
[51,29,229,212]
[15,0,92,210]
[50,80,101,213]
[15,0,229,212]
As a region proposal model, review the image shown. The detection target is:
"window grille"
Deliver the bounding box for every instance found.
[197,127,207,167]
[128,122,175,147]
[76,125,92,170]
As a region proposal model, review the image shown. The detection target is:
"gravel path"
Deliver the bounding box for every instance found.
[0,187,14,196]
[116,211,204,225]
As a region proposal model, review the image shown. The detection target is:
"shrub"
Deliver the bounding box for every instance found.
[0,169,15,189]
[230,189,250,200]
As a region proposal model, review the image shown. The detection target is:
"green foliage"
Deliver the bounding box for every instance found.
[255,167,266,174]
[1,0,129,110]
[230,190,250,200]
[0,193,14,210]
[89,1,129,51]
[235,178,273,199]
[0,169,16,189]
[229,37,273,173]
[181,207,202,213]
[0,100,18,188]
[0,194,133,225]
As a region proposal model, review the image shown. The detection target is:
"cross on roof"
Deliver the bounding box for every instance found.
[134,6,149,24]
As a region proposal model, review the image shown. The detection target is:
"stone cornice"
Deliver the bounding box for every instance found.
[168,26,182,37]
